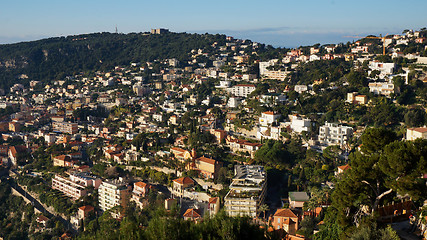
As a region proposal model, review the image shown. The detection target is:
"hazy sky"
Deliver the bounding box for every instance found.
[1,0,426,47]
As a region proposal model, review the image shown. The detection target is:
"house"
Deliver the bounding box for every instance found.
[183,208,202,222]
[172,177,195,198]
[319,122,353,147]
[131,181,150,209]
[78,205,95,220]
[368,82,394,96]
[170,147,195,162]
[53,155,72,167]
[191,156,222,179]
[227,137,262,158]
[271,208,299,235]
[289,192,310,209]
[259,111,281,127]
[8,145,27,167]
[406,127,427,140]
[209,129,227,144]
[36,215,49,227]
[208,197,220,217]
[336,164,351,176]
[346,92,367,105]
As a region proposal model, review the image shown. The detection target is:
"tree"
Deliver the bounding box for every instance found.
[258,204,269,220]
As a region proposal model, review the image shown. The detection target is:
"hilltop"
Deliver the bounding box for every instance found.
[0,32,233,89]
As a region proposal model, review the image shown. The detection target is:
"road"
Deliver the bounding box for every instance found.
[8,170,76,234]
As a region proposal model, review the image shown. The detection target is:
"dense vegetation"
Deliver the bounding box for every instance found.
[0,32,227,89]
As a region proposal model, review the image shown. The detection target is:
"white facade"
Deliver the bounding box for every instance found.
[368,61,395,79]
[369,82,394,96]
[51,174,87,200]
[224,165,267,218]
[289,115,311,133]
[227,84,256,97]
[98,180,130,213]
[227,97,241,108]
[259,112,281,127]
[319,122,353,147]
[294,85,308,93]
[406,128,427,141]
[259,59,279,76]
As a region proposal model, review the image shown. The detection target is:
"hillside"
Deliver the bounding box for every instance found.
[0,32,229,89]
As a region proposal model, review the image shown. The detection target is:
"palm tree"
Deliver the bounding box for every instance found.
[258,204,270,221]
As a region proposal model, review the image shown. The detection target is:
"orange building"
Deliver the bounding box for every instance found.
[271,209,299,235]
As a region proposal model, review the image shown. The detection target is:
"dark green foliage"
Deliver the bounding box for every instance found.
[0,32,227,90]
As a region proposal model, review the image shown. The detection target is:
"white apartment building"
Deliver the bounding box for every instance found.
[227,97,241,108]
[259,59,279,76]
[289,115,311,133]
[98,179,131,214]
[369,82,394,96]
[52,174,88,200]
[227,84,256,97]
[262,70,288,81]
[224,165,267,218]
[368,61,395,79]
[259,111,281,127]
[319,122,353,147]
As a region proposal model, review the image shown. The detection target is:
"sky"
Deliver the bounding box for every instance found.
[1,0,426,48]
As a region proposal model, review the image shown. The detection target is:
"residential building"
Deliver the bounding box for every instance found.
[209,129,227,144]
[227,138,262,158]
[319,122,353,147]
[271,208,299,235]
[172,177,195,198]
[227,84,256,97]
[294,85,308,94]
[289,115,311,133]
[406,127,427,140]
[131,182,150,209]
[346,92,367,104]
[191,156,222,179]
[263,70,288,81]
[78,205,94,220]
[259,59,279,75]
[369,82,394,96]
[368,61,395,78]
[335,164,351,176]
[288,192,309,209]
[51,174,88,200]
[208,197,220,217]
[183,208,202,222]
[224,165,267,218]
[98,179,131,216]
[52,121,78,134]
[259,111,281,127]
[227,97,241,108]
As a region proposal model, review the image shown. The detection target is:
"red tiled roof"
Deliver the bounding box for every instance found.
[209,197,219,204]
[273,209,298,218]
[408,127,427,133]
[135,182,148,188]
[196,156,217,165]
[338,164,351,171]
[173,177,194,185]
[79,205,94,212]
[183,208,201,218]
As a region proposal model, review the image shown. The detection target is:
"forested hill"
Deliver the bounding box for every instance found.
[0,32,229,89]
